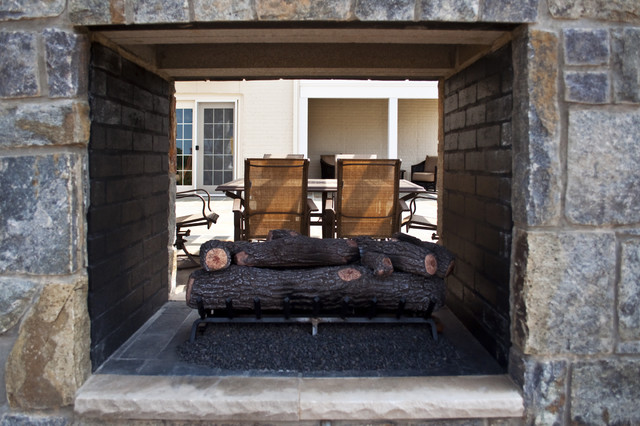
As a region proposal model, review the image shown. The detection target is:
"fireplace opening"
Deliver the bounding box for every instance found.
[86,24,515,375]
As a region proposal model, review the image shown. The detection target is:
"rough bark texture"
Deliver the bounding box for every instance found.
[354,236,444,278]
[187,265,445,314]
[199,240,251,271]
[234,235,360,268]
[360,251,394,277]
[393,232,456,278]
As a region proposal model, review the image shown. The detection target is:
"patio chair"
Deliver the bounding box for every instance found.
[175,189,220,266]
[234,158,317,240]
[402,193,439,241]
[411,155,437,192]
[322,158,404,239]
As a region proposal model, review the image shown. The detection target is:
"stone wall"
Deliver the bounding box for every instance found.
[441,45,513,367]
[87,43,171,368]
[1,0,640,424]
[509,21,640,425]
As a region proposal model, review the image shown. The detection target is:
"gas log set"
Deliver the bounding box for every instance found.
[185,230,454,341]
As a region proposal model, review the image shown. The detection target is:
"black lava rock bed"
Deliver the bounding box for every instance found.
[178,322,497,377]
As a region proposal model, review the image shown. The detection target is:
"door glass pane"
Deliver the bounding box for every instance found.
[176,108,193,186]
[203,106,234,186]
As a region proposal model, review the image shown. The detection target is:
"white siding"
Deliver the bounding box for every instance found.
[308,98,388,178]
[398,99,439,170]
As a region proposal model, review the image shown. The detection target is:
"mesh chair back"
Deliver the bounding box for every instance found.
[244,158,309,239]
[336,158,400,238]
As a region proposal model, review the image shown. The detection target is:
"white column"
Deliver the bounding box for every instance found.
[298,97,309,157]
[388,97,398,159]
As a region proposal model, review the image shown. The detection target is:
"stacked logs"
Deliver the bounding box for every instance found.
[186,230,454,316]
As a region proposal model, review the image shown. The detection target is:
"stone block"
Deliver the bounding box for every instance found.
[571,359,640,425]
[612,28,640,103]
[0,154,85,275]
[44,29,87,98]
[481,0,538,22]
[458,129,476,150]
[0,101,90,148]
[420,0,479,21]
[0,0,64,20]
[133,0,189,23]
[355,0,415,20]
[193,0,255,20]
[563,28,609,65]
[511,30,561,226]
[69,0,125,25]
[548,0,640,23]
[567,109,640,225]
[619,239,640,343]
[520,358,568,425]
[0,278,41,334]
[564,71,609,103]
[514,230,616,355]
[5,278,91,409]
[459,84,477,107]
[256,0,351,20]
[0,31,39,98]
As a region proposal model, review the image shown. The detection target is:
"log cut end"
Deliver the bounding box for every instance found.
[205,248,230,271]
[424,254,438,276]
[185,274,195,305]
[338,267,362,281]
[235,251,249,266]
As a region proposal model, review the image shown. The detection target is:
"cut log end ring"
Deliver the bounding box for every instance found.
[424,254,438,276]
[338,267,362,281]
[205,248,230,271]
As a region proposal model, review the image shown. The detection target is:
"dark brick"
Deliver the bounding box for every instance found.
[123,105,145,128]
[465,196,486,220]
[133,133,154,151]
[144,154,163,173]
[476,224,502,254]
[448,111,466,130]
[477,125,501,148]
[444,173,476,194]
[89,154,121,179]
[106,127,133,151]
[486,202,512,230]
[465,151,484,171]
[458,129,477,150]
[133,86,154,110]
[466,104,486,126]
[91,43,121,74]
[145,111,164,132]
[444,132,459,151]
[485,149,512,174]
[444,94,458,113]
[478,74,501,99]
[445,151,465,171]
[91,98,121,125]
[153,135,170,153]
[487,94,512,122]
[107,74,134,105]
[459,84,477,107]
[90,68,108,97]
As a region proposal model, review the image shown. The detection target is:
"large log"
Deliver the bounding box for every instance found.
[186,265,445,314]
[198,240,252,272]
[393,232,456,278]
[354,236,441,278]
[234,235,360,268]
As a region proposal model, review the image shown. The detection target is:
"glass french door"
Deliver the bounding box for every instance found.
[175,108,193,189]
[197,102,235,192]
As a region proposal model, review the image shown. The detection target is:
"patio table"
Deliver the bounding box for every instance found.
[216,178,426,240]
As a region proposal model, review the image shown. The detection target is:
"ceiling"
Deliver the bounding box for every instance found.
[90,23,516,81]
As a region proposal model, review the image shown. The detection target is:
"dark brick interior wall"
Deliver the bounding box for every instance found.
[87,43,170,368]
[442,44,513,366]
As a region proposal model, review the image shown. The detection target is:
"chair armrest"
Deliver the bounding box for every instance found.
[410,160,426,176]
[232,197,243,212]
[307,198,319,212]
[398,199,409,212]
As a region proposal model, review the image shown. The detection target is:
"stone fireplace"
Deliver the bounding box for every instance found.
[1,0,640,424]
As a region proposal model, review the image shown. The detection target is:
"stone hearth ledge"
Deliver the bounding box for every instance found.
[74,374,523,421]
